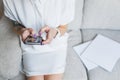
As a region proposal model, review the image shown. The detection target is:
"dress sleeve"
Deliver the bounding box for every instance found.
[3,0,16,21]
[60,0,75,25]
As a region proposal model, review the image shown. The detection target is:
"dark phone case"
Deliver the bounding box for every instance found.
[24,36,43,45]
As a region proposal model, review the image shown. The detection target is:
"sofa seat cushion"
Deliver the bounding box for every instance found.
[88,59,120,80]
[81,29,120,80]
[0,16,22,79]
[63,30,88,80]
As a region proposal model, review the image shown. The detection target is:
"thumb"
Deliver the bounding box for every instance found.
[27,28,35,35]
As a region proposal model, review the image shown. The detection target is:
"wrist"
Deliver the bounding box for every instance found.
[20,28,26,33]
[54,28,60,38]
[14,26,26,35]
[57,25,67,35]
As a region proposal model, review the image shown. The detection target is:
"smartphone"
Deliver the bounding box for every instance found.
[24,35,43,45]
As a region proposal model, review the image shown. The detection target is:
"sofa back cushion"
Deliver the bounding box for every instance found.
[81,0,120,30]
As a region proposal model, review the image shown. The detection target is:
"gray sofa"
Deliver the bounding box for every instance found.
[0,0,120,80]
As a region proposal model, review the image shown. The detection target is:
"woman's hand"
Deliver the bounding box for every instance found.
[21,28,35,42]
[40,26,58,45]
[15,27,35,42]
[39,25,67,45]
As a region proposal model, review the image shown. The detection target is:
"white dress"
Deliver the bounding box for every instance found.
[3,0,75,76]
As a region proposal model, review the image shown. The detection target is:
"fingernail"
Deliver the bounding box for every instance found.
[39,32,42,36]
[33,34,37,38]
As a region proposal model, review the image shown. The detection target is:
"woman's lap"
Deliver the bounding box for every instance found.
[22,48,67,77]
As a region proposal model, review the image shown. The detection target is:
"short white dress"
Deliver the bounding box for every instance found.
[3,0,75,76]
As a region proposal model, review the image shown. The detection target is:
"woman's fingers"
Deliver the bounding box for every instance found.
[21,29,31,41]
[39,26,50,34]
[21,28,35,42]
[42,38,52,44]
[42,28,58,45]
[27,28,35,35]
[42,29,53,44]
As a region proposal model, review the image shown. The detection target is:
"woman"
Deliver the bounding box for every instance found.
[3,0,75,80]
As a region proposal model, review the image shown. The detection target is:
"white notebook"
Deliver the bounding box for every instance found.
[73,41,98,71]
[73,34,120,72]
[73,41,91,55]
[81,34,120,72]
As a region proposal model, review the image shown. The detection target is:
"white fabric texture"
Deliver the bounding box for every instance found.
[3,0,75,31]
[23,48,67,76]
[3,0,74,76]
[3,0,74,53]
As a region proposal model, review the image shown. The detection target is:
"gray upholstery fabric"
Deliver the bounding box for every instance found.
[81,0,120,30]
[0,76,7,80]
[67,30,82,46]
[88,59,120,80]
[0,16,22,79]
[10,72,26,80]
[81,29,120,42]
[63,30,87,80]
[81,29,120,80]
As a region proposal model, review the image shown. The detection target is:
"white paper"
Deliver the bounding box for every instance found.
[80,55,98,71]
[73,41,98,71]
[73,41,91,55]
[81,34,120,72]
